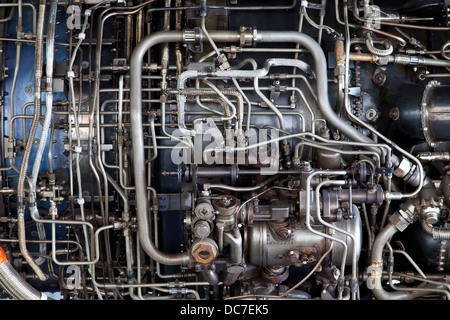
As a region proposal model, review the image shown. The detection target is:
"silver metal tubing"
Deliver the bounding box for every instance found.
[315,180,359,300]
[130,31,190,266]
[28,0,58,267]
[421,220,450,240]
[342,3,424,199]
[204,175,278,192]
[333,0,407,47]
[0,2,37,34]
[370,222,442,300]
[16,0,47,282]
[129,29,392,267]
[351,0,450,31]
[256,31,381,156]
[177,57,314,137]
[305,170,348,300]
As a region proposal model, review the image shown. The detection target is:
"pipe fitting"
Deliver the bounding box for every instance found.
[192,238,219,264]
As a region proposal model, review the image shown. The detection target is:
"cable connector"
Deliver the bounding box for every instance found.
[78,32,85,41]
[67,71,75,79]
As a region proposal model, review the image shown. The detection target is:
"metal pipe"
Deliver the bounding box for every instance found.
[342,2,424,199]
[370,221,441,299]
[16,0,47,282]
[256,31,381,155]
[351,0,450,31]
[28,0,58,267]
[304,170,348,299]
[315,180,359,299]
[222,228,243,285]
[0,2,36,34]
[421,220,450,240]
[128,29,391,267]
[130,31,190,266]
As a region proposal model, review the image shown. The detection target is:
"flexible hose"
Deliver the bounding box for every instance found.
[350,36,393,57]
[30,0,57,190]
[16,0,47,282]
[364,32,393,56]
[27,0,58,269]
[421,221,450,240]
[0,247,46,300]
[370,220,445,300]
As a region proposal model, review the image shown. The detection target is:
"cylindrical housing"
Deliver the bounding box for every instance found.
[247,215,362,268]
[247,219,328,267]
[421,82,450,147]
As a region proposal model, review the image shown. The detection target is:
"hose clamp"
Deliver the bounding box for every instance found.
[252,28,262,43]
[409,56,419,65]
[371,260,383,268]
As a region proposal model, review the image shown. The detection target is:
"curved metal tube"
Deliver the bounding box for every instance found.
[130,29,384,267]
[222,229,243,285]
[130,30,247,266]
[421,221,450,240]
[370,221,443,300]
[28,0,58,268]
[130,31,190,266]
[256,31,380,155]
[177,57,314,137]
[202,269,220,285]
[16,0,47,282]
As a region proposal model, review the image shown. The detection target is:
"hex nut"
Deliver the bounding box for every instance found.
[191,238,218,264]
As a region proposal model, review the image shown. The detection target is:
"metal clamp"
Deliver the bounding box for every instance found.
[239,26,253,47]
[183,27,202,44]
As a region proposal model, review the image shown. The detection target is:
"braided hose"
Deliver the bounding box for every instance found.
[422,220,450,240]
[15,0,47,282]
[0,247,46,300]
[364,32,393,56]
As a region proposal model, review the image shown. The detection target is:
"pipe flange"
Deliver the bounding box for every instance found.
[260,266,289,284]
[191,238,218,264]
[421,80,441,147]
[212,195,238,215]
